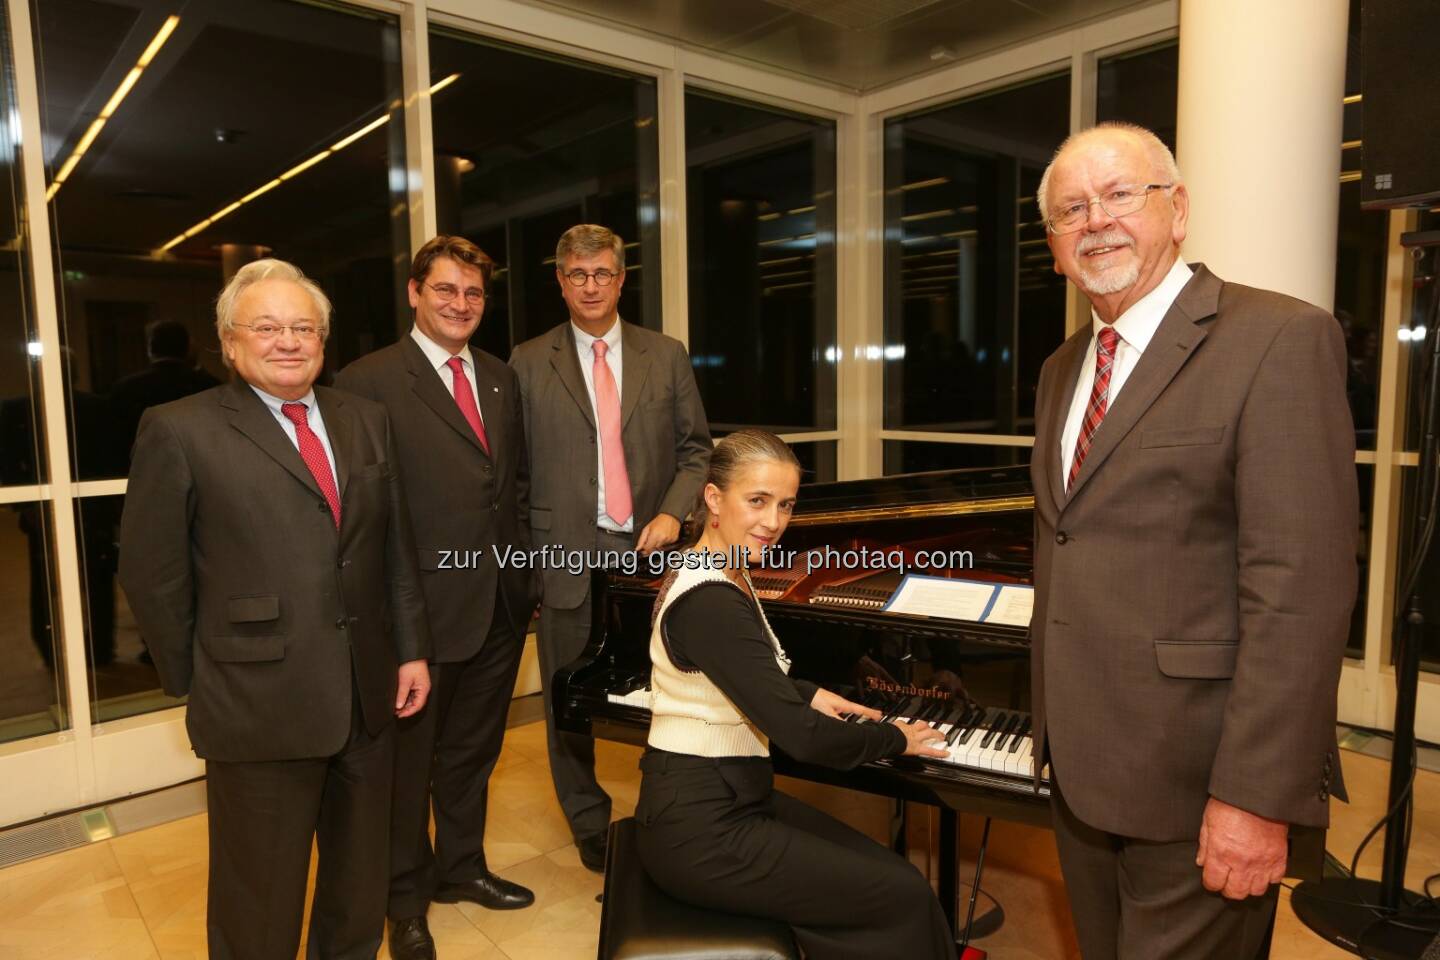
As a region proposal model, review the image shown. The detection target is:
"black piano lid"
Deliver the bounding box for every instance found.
[789,465,1033,526]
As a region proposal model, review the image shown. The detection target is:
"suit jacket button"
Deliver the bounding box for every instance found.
[589,476,596,486]
[1319,789,1329,801]
[1055,531,1068,544]
[336,558,348,569]
[483,464,492,474]
[318,501,330,512]
[491,503,500,512]
[335,617,347,629]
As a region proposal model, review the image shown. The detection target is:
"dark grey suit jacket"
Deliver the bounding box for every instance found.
[510,321,711,609]
[335,336,537,660]
[118,379,431,762]
[1030,264,1358,842]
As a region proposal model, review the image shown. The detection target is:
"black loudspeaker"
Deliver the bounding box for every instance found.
[1361,0,1440,209]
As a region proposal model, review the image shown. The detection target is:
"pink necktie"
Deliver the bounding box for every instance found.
[1068,325,1121,490]
[446,356,490,456]
[281,402,341,529]
[591,340,632,525]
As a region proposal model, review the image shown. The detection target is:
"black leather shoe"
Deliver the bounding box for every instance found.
[434,872,535,910]
[577,832,607,873]
[388,916,435,960]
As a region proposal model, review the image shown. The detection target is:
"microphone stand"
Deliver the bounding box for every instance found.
[1292,230,1440,960]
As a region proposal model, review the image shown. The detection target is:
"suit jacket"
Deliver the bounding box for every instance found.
[335,336,537,660]
[510,320,711,609]
[118,379,432,762]
[1030,264,1358,842]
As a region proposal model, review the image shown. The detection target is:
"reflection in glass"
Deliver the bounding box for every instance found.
[1,501,66,743]
[791,440,836,485]
[427,27,661,360]
[685,91,837,431]
[1349,464,1371,659]
[79,494,182,722]
[1096,42,1178,153]
[884,441,1030,475]
[883,73,1070,437]
[34,0,410,481]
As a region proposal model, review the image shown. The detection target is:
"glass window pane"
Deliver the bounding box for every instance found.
[883,440,1031,475]
[1095,42,1178,153]
[427,27,661,360]
[791,440,836,484]
[685,90,837,432]
[35,0,410,481]
[883,72,1070,437]
[1,500,66,742]
[1398,466,1440,671]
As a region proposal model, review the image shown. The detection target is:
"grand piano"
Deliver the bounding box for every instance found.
[555,465,1325,933]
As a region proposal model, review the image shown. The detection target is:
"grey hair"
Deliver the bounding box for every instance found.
[1036,122,1182,224]
[555,223,625,272]
[215,259,332,365]
[690,429,801,544]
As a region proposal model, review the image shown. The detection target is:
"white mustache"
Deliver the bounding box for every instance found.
[1076,231,1134,254]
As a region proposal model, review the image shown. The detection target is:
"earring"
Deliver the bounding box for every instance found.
[710,519,719,528]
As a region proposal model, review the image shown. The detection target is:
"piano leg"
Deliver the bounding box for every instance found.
[939,808,959,935]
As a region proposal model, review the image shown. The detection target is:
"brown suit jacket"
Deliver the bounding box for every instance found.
[335,336,538,661]
[509,321,711,610]
[118,380,431,762]
[1030,264,1358,842]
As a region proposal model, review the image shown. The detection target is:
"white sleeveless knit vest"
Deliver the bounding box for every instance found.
[647,556,792,757]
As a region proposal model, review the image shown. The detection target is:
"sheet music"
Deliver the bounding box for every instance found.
[883,575,996,621]
[985,585,1035,626]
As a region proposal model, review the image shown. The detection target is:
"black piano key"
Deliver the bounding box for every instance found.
[1008,716,1032,753]
[979,710,1009,750]
[879,695,908,723]
[993,712,1022,752]
[957,706,989,746]
[943,703,976,745]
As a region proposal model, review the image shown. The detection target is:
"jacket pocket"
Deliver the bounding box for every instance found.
[1154,640,1238,679]
[1140,426,1225,448]
[202,634,285,663]
[530,507,551,531]
[227,595,279,623]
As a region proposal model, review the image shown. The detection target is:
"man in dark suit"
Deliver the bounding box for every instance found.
[510,223,711,870]
[118,259,432,960]
[1029,122,1358,959]
[336,236,537,960]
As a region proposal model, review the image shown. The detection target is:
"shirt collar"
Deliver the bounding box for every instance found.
[410,324,472,372]
[571,317,623,356]
[1090,256,1193,352]
[250,384,318,417]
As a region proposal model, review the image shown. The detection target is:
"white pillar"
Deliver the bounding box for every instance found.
[1175,0,1348,311]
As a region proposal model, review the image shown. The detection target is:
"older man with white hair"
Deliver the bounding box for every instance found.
[1029,123,1358,959]
[119,258,432,960]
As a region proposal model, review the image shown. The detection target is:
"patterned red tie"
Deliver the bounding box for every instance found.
[281,402,341,529]
[446,356,491,456]
[1067,325,1121,490]
[592,339,632,525]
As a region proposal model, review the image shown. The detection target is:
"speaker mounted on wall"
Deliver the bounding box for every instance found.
[1361,0,1440,209]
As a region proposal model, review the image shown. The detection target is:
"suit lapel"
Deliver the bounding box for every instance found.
[1064,265,1220,502]
[1042,329,1091,511]
[549,323,596,430]
[619,322,650,429]
[221,379,323,500]
[403,336,490,457]
[471,355,505,466]
[315,387,353,499]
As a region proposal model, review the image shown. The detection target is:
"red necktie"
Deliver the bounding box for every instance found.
[446,356,490,456]
[281,402,341,529]
[591,340,632,526]
[1067,325,1121,490]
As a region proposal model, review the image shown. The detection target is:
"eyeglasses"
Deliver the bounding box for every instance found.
[234,322,322,341]
[1046,183,1173,235]
[563,269,619,287]
[424,281,486,304]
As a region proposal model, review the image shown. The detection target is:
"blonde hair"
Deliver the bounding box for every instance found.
[215,258,332,367]
[1036,121,1182,224]
[690,429,801,542]
[555,223,625,272]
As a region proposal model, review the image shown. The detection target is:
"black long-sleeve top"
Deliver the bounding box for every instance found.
[664,582,907,769]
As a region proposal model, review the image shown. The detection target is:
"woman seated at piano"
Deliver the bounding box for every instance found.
[634,429,957,960]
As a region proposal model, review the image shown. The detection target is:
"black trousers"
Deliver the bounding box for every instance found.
[206,684,393,960]
[1050,776,1278,960]
[634,751,957,960]
[389,606,524,919]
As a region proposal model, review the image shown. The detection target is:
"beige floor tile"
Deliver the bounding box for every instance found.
[378,904,503,960]
[453,845,604,948]
[0,842,159,960]
[109,814,210,960]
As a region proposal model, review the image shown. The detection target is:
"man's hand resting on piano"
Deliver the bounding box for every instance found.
[809,687,882,721]
[1195,796,1288,900]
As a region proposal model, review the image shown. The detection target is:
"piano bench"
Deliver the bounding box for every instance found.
[598,818,801,960]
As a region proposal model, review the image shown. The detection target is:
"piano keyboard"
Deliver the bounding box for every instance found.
[851,698,1042,780]
[607,686,653,709]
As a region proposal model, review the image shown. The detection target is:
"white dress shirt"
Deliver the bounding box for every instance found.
[571,317,632,533]
[410,326,484,429]
[250,385,339,490]
[1059,257,1194,484]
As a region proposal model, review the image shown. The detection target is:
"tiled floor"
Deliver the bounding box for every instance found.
[2,720,1435,959]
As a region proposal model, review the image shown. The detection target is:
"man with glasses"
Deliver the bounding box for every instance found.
[1029,122,1357,959]
[336,236,538,960]
[511,223,710,871]
[119,258,432,960]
